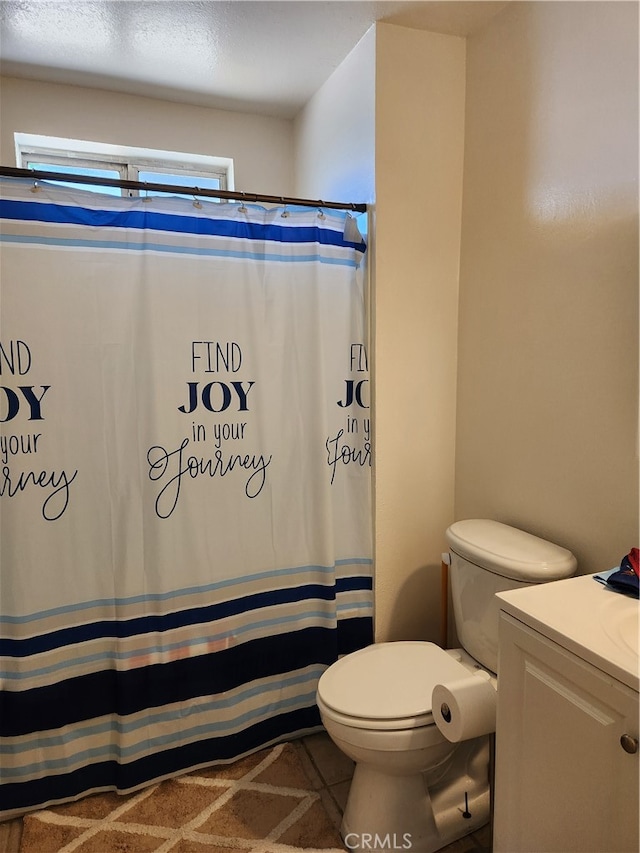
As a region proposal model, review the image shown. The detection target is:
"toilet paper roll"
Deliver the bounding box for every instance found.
[431,671,497,743]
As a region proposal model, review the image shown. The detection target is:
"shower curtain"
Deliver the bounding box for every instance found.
[0,177,373,818]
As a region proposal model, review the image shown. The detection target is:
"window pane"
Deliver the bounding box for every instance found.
[137,170,221,200]
[27,162,122,196]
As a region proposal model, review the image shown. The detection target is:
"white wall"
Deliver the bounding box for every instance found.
[456,0,639,573]
[293,26,375,205]
[0,76,294,195]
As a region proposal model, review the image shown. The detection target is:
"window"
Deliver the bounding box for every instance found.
[15,134,234,199]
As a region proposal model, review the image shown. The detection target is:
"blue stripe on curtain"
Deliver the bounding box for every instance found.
[1,584,344,657]
[1,619,372,738]
[0,233,362,265]
[0,198,367,251]
[1,562,373,626]
[0,177,373,819]
[1,706,325,814]
[1,575,373,815]
[1,563,373,766]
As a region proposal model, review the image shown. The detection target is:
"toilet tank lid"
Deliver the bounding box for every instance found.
[445,519,577,581]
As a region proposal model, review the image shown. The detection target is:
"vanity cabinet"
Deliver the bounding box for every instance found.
[493,575,639,853]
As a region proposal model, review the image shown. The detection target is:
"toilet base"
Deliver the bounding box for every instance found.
[341,764,438,853]
[340,740,490,853]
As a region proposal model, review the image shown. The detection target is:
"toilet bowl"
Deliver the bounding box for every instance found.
[316,642,492,853]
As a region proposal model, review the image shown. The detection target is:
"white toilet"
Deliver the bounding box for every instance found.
[316,519,577,853]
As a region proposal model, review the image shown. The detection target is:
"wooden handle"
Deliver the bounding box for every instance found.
[441,560,449,649]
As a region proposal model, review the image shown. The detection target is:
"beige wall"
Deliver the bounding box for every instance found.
[374,24,466,642]
[0,76,294,195]
[456,1,639,574]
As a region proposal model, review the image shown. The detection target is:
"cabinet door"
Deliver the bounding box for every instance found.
[494,613,639,853]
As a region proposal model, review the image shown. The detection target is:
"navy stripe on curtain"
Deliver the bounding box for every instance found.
[1,617,372,814]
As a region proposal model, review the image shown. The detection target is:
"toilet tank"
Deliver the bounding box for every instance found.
[445,519,577,673]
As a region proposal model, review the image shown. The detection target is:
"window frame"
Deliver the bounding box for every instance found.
[15,134,233,198]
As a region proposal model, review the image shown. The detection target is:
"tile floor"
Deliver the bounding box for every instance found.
[0,731,493,853]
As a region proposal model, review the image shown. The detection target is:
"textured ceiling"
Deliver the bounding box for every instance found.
[0,1,509,117]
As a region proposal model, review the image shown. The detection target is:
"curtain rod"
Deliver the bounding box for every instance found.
[0,166,367,213]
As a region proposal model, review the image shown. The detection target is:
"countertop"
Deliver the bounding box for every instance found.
[496,573,639,692]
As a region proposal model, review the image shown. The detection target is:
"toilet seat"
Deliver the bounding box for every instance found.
[317,641,472,731]
[316,694,434,731]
